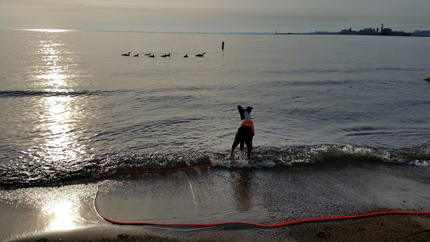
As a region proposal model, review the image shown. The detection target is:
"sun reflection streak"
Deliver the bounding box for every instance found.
[37,38,68,91]
[38,95,87,162]
[32,29,88,162]
[43,200,79,231]
[26,29,70,33]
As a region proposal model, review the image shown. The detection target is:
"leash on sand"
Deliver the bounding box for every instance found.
[94,164,430,227]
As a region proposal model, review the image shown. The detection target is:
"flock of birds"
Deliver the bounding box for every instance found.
[121,52,430,82]
[121,52,206,58]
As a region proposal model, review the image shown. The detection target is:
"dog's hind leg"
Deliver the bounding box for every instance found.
[239,141,245,161]
[231,136,240,157]
[245,139,253,159]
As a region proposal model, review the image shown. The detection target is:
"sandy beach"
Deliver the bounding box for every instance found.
[2,161,430,242]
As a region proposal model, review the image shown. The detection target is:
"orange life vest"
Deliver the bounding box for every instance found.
[240,120,255,134]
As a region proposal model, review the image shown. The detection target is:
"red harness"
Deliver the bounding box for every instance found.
[240,120,255,134]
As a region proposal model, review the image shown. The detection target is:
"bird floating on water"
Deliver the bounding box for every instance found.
[196,52,206,57]
[184,54,188,58]
[424,77,430,81]
[144,53,151,56]
[148,54,154,58]
[121,52,131,56]
[133,53,139,57]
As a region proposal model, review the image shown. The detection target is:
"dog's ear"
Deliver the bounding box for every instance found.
[246,107,253,114]
[237,106,245,119]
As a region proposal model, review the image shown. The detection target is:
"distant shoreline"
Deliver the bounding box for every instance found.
[276,32,415,37]
[1,28,429,37]
[276,27,430,37]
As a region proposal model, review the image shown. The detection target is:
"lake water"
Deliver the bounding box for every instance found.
[0,29,430,187]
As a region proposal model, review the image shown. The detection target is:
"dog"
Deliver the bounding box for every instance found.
[231,106,255,161]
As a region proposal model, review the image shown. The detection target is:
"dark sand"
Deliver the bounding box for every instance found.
[2,161,430,241]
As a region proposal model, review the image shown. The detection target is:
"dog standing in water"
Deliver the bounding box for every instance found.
[231,106,255,161]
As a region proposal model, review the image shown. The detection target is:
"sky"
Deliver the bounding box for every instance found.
[1,0,429,33]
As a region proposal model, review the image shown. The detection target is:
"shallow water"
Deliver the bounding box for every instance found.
[96,165,430,225]
[1,29,430,187]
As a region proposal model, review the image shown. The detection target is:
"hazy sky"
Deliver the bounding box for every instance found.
[1,0,428,33]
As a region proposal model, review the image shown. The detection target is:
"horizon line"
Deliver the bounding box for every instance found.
[1,27,427,35]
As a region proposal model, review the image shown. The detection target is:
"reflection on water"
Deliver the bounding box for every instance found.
[32,30,87,162]
[37,31,69,92]
[38,96,87,162]
[43,200,79,231]
[27,29,70,33]
[232,170,254,212]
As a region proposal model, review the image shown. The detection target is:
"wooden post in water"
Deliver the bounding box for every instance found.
[222,41,225,50]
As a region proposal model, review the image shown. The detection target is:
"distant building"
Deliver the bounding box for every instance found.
[357,28,377,35]
[381,28,392,35]
[340,27,356,35]
[340,27,377,35]
[334,24,414,36]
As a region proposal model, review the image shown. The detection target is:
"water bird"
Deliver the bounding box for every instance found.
[144,52,151,56]
[121,52,131,56]
[161,53,170,57]
[148,54,154,58]
[133,53,139,57]
[425,77,430,81]
[184,54,188,58]
[196,52,206,57]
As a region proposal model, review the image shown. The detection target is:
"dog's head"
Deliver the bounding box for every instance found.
[238,106,253,120]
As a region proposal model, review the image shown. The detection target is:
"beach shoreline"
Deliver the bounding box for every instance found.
[2,162,430,241]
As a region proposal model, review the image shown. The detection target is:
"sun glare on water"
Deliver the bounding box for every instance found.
[26,29,70,33]
[43,201,79,231]
[30,27,88,162]
[37,36,68,91]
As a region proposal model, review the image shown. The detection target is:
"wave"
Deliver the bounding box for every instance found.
[0,90,111,98]
[1,144,429,188]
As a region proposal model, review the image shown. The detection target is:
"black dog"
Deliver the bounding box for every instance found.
[231,106,255,160]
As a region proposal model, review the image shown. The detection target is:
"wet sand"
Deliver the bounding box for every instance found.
[13,214,430,241]
[2,161,430,241]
